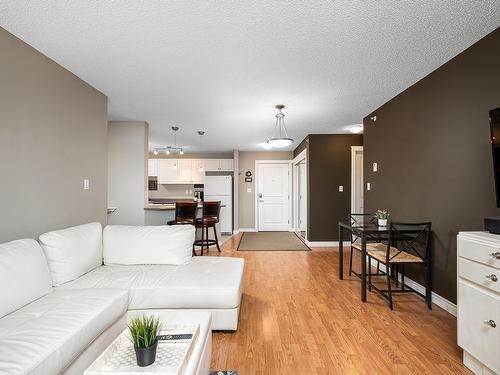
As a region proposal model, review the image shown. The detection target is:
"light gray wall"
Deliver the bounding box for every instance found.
[107,122,148,225]
[0,27,108,242]
[238,151,292,229]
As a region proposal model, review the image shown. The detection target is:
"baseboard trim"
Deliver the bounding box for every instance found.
[370,261,457,316]
[238,228,257,232]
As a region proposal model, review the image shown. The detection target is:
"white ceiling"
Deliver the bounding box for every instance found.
[1,1,499,152]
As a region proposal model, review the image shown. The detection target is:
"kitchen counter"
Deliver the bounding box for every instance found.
[144,203,203,211]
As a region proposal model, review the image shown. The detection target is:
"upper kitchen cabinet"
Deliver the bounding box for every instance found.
[148,159,159,176]
[205,159,234,172]
[157,159,178,183]
[151,158,233,183]
[177,159,192,183]
[191,159,206,184]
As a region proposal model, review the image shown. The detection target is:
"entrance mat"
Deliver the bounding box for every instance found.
[237,231,310,251]
[210,372,238,375]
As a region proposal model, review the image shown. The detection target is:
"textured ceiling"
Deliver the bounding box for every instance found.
[1,1,499,151]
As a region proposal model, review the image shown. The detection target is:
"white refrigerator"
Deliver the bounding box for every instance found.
[204,175,233,234]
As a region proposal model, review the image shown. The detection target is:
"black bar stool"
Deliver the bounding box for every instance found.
[166,202,198,225]
[193,201,221,255]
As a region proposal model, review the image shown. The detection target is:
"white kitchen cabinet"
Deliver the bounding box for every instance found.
[204,159,234,172]
[157,159,178,183]
[204,159,221,172]
[148,159,158,176]
[177,159,192,183]
[220,159,233,171]
[151,158,233,183]
[457,232,500,375]
[191,159,206,184]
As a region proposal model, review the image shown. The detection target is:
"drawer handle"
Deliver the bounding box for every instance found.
[483,320,496,328]
[485,274,498,282]
[489,252,500,259]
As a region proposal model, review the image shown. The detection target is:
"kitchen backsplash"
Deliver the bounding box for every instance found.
[148,184,195,200]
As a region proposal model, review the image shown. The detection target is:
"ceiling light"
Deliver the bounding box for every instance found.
[268,104,293,148]
[166,149,170,155]
[198,131,205,170]
[153,149,158,155]
[348,124,364,134]
[179,149,184,155]
[262,142,273,150]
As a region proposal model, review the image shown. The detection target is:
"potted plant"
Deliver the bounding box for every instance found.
[128,315,161,367]
[374,210,389,227]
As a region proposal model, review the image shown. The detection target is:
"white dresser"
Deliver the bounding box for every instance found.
[457,232,500,375]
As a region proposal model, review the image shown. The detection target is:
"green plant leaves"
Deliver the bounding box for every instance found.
[128,315,161,348]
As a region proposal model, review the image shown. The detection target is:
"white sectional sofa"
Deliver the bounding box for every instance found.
[0,223,244,375]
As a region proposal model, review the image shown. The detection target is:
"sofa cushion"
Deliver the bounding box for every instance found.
[39,222,103,286]
[0,288,128,375]
[0,239,52,319]
[103,225,195,266]
[59,256,245,309]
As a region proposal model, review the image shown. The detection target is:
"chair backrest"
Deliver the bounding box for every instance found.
[203,201,221,221]
[387,222,432,263]
[349,213,375,244]
[175,202,198,224]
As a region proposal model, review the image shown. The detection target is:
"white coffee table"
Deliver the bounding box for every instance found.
[85,311,212,375]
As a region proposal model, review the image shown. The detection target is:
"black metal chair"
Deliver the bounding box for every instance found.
[193,201,221,255]
[349,213,384,278]
[367,222,432,310]
[166,202,198,225]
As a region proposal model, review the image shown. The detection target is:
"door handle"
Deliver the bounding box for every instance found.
[258,193,262,198]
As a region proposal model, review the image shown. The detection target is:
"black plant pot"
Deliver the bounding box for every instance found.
[134,340,158,367]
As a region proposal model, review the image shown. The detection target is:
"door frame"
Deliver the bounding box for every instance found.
[351,146,364,214]
[255,160,292,231]
[292,149,307,239]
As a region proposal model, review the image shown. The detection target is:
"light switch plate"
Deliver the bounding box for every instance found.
[367,182,371,191]
[247,188,252,193]
[83,179,90,190]
[373,163,378,172]
[339,185,344,192]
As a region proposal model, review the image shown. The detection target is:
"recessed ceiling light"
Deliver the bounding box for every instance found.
[348,124,363,134]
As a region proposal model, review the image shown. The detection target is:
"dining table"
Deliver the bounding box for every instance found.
[338,222,424,302]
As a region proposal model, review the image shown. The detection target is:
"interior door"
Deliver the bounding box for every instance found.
[353,149,364,213]
[257,163,290,231]
[299,161,307,234]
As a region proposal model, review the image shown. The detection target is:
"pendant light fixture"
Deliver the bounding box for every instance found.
[198,131,205,171]
[172,126,179,169]
[268,104,293,148]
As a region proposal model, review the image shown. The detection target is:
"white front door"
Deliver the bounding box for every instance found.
[257,163,290,231]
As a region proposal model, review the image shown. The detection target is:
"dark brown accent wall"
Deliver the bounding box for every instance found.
[363,28,500,303]
[301,134,363,241]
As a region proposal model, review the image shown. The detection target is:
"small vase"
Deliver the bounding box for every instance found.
[378,219,387,227]
[134,340,158,367]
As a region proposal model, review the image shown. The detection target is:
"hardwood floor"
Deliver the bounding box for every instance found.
[207,233,469,375]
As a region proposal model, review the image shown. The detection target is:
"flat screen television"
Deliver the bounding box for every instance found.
[490,107,500,207]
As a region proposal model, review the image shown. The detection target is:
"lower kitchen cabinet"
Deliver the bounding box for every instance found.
[457,232,500,375]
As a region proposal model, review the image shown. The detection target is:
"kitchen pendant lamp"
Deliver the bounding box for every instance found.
[268,104,293,148]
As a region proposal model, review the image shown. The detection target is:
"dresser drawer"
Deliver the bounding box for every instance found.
[458,238,500,270]
[458,280,499,374]
[459,258,500,294]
